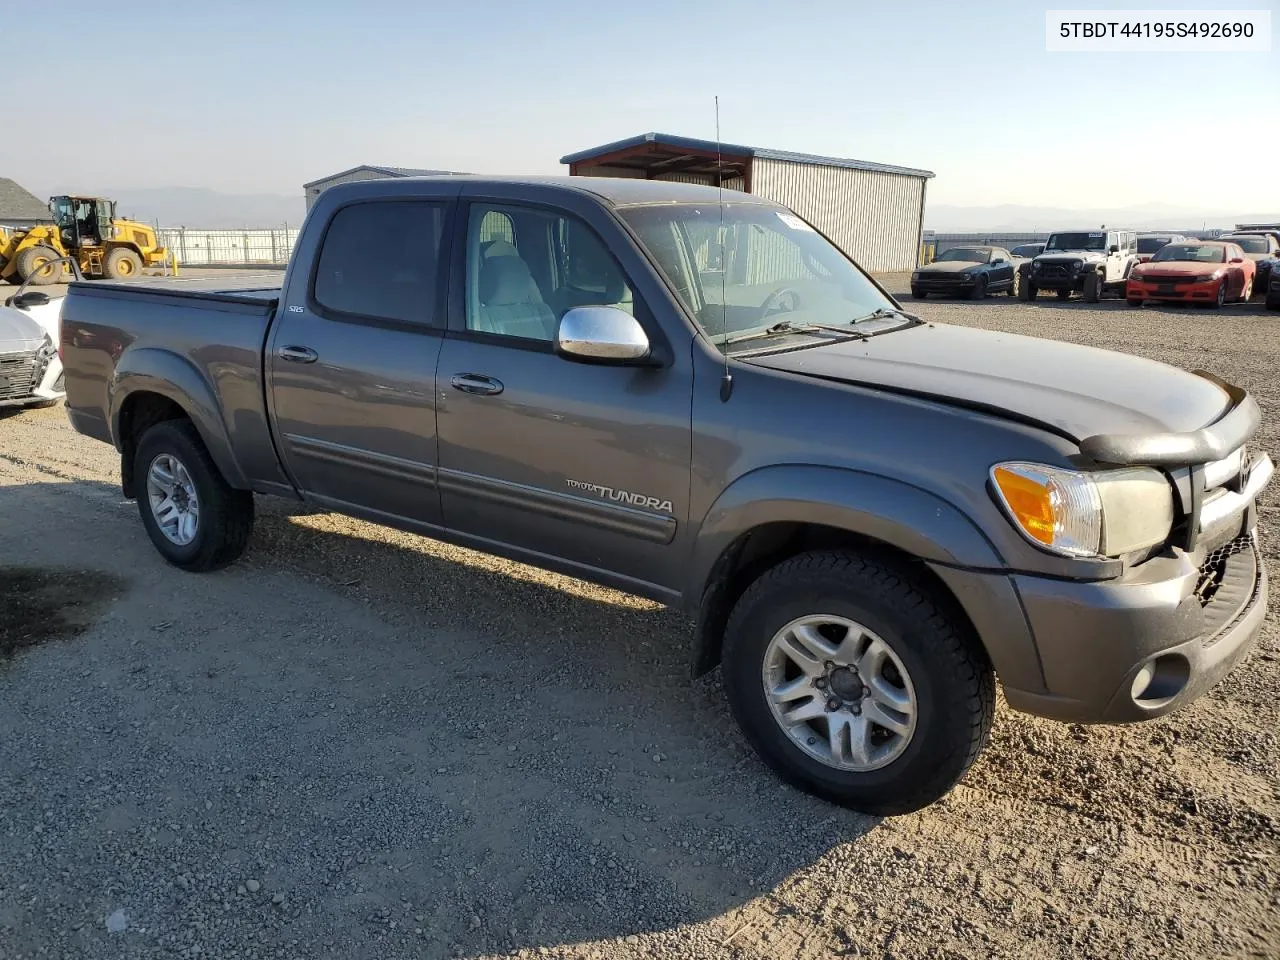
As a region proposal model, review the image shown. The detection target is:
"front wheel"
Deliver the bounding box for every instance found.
[721,550,995,815]
[969,275,988,300]
[104,247,143,281]
[1008,270,1021,298]
[1083,271,1104,303]
[134,420,254,571]
[911,287,926,300]
[1208,279,1226,310]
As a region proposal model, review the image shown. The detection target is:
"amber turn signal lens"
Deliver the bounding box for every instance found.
[992,466,1055,545]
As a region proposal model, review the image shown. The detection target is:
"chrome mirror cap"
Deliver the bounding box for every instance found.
[556,306,651,363]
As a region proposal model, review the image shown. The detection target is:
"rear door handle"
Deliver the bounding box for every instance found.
[278,345,318,364]
[450,373,504,396]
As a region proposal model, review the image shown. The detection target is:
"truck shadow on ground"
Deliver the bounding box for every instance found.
[0,480,881,958]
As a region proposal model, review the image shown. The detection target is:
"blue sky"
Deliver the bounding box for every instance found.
[3,0,1275,211]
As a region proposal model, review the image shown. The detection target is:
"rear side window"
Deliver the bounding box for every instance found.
[313,201,446,325]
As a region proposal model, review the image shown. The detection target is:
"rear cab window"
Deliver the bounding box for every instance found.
[312,201,448,325]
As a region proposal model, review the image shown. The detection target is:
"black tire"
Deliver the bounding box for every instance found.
[911,287,926,300]
[1127,297,1143,307]
[969,275,988,300]
[1083,271,1103,303]
[134,419,254,572]
[721,550,995,815]
[15,246,61,286]
[1055,289,1071,301]
[1020,279,1036,301]
[104,248,143,281]
[1267,298,1280,312]
[1208,279,1226,310]
[1008,269,1021,298]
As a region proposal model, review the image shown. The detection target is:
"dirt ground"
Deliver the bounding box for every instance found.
[0,280,1276,960]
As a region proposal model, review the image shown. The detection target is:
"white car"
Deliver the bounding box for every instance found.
[0,289,65,409]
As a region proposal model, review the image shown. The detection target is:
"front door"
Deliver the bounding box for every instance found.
[434,199,693,595]
[267,198,452,525]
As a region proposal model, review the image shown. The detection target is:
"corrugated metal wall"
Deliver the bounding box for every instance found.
[752,159,925,273]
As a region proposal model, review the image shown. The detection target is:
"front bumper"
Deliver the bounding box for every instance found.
[1029,270,1084,291]
[1003,523,1267,723]
[1128,277,1223,303]
[913,276,978,295]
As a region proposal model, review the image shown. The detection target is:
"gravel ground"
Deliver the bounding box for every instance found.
[0,281,1276,960]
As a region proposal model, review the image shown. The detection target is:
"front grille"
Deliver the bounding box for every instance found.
[0,352,37,400]
[1037,263,1076,279]
[1195,534,1254,607]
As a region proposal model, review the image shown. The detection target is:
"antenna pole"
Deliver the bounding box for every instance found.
[716,96,733,402]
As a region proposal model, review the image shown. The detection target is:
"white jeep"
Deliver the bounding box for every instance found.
[1021,229,1140,303]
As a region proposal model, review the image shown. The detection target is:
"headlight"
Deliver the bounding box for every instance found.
[911,271,920,280]
[960,272,972,280]
[990,462,1173,558]
[1031,261,1043,272]
[1070,260,1083,271]
[1193,271,1223,283]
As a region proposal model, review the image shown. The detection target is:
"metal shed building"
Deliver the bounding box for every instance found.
[560,133,934,273]
[302,165,468,210]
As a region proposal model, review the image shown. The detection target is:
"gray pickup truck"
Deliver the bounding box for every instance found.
[61,177,1272,814]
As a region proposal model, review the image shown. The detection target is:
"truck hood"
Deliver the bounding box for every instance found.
[744,322,1232,442]
[0,305,47,354]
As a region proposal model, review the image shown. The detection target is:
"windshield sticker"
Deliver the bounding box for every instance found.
[1089,232,1104,238]
[777,212,814,232]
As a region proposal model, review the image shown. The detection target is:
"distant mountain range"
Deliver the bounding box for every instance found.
[33,186,306,229]
[23,186,1278,236]
[925,203,1278,234]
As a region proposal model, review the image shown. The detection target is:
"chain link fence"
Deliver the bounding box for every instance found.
[157,228,299,266]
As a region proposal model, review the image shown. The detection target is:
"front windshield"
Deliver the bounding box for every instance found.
[620,203,902,350]
[935,248,990,263]
[50,197,75,228]
[1223,237,1267,254]
[1046,232,1107,252]
[1137,237,1171,254]
[1152,244,1226,263]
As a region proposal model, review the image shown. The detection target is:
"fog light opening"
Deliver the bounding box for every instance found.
[1130,653,1191,705]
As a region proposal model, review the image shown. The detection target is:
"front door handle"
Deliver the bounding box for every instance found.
[450,373,504,396]
[278,345,318,364]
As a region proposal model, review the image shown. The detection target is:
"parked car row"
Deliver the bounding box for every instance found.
[914,228,1279,309]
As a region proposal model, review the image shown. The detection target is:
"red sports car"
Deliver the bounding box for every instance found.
[1127,241,1256,308]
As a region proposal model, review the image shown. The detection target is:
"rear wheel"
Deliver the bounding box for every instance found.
[104,248,143,281]
[721,550,995,815]
[969,275,988,300]
[134,420,254,571]
[15,246,61,285]
[1239,277,1253,302]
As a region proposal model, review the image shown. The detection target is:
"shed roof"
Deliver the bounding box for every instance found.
[303,165,469,189]
[560,132,935,180]
[0,178,50,221]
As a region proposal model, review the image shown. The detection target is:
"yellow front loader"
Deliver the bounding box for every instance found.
[0,195,176,285]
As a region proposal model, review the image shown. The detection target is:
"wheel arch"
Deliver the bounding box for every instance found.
[688,465,1007,679]
[112,349,249,498]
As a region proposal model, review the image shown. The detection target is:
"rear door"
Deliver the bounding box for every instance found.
[266,197,453,525]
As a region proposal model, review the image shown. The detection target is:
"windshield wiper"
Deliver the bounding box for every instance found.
[722,320,833,347]
[850,306,920,325]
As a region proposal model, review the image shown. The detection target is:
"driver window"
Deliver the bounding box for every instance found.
[464,204,636,343]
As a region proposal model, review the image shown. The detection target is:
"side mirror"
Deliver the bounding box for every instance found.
[1230,257,1244,264]
[1109,244,1120,254]
[12,291,51,309]
[555,306,652,364]
[992,257,1006,264]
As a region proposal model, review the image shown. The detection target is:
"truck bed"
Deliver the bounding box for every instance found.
[60,277,289,493]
